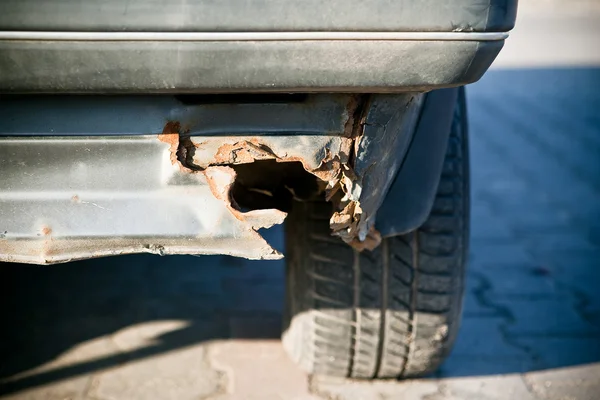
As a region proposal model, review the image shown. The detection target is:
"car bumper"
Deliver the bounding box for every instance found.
[0,34,505,93]
[0,93,423,264]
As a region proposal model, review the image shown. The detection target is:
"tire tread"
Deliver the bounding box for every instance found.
[283,87,469,379]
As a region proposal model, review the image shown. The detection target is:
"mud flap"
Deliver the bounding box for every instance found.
[375,87,460,237]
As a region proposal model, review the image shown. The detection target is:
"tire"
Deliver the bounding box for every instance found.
[282,87,469,379]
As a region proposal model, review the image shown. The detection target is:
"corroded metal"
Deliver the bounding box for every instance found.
[0,93,424,264]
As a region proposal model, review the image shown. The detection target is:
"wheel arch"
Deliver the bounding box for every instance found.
[376,87,463,237]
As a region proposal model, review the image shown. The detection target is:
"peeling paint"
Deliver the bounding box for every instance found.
[214,140,280,165]
[343,94,365,139]
[321,95,372,248]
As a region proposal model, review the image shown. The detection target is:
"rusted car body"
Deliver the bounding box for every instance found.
[1,93,428,263]
[0,0,517,380]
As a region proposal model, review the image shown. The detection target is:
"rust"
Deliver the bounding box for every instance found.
[71,195,80,203]
[40,226,52,236]
[330,202,357,231]
[158,121,181,166]
[346,226,382,251]
[214,141,279,165]
[326,95,371,250]
[203,165,236,203]
[203,166,287,230]
[210,137,353,187]
[329,199,363,244]
[158,121,201,173]
[193,99,368,249]
[156,102,376,251]
[343,95,366,139]
[211,139,346,197]
[178,134,202,172]
[309,147,343,184]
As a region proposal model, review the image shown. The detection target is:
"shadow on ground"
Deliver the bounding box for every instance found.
[1,67,599,397]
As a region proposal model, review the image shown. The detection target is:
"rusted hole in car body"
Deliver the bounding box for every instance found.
[156,92,393,252]
[229,160,321,213]
[158,121,202,173]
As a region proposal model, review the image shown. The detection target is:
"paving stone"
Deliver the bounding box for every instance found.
[111,320,199,353]
[0,313,129,388]
[462,290,500,317]
[314,374,539,400]
[470,203,515,241]
[437,356,535,378]
[589,224,600,246]
[469,115,599,220]
[469,242,535,267]
[527,250,600,319]
[469,265,564,298]
[523,363,600,400]
[436,375,538,400]
[209,340,320,400]
[89,344,225,400]
[516,337,600,370]
[451,317,527,358]
[521,231,599,254]
[480,95,600,187]
[0,335,118,399]
[530,249,600,276]
[497,298,600,336]
[473,171,534,201]
[479,194,576,235]
[0,377,91,400]
[311,376,439,400]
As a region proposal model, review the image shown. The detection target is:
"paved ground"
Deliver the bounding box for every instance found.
[1,5,600,400]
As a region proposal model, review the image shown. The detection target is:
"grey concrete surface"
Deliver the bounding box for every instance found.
[1,5,600,400]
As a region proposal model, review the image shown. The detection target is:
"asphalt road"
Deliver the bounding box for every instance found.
[1,5,599,400]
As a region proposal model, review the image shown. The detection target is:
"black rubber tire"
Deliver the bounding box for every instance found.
[282,87,469,379]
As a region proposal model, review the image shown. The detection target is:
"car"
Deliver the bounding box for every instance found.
[0,0,517,379]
